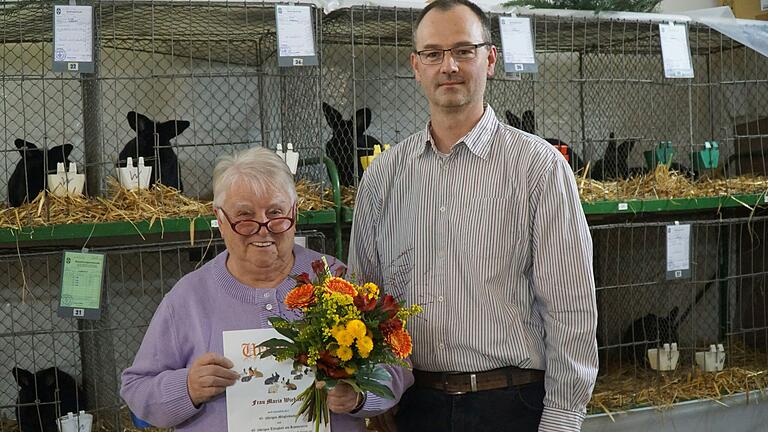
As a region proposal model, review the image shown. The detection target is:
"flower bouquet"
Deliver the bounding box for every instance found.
[258,257,421,431]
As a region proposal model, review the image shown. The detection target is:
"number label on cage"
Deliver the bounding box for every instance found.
[659,23,694,79]
[57,251,105,320]
[618,202,629,211]
[275,4,318,67]
[499,16,538,74]
[211,219,219,228]
[666,223,691,280]
[52,5,95,73]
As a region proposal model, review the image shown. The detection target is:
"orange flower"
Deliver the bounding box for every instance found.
[386,328,413,359]
[285,283,316,309]
[324,277,358,297]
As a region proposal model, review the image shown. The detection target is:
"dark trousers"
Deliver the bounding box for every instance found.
[395,381,545,432]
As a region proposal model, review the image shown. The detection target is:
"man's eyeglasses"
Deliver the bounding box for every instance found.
[216,205,296,236]
[415,42,492,65]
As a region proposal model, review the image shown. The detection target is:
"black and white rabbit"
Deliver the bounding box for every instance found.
[12,367,86,432]
[118,111,189,192]
[8,139,73,207]
[322,102,380,187]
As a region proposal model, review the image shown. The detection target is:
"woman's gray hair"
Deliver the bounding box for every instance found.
[212,147,297,208]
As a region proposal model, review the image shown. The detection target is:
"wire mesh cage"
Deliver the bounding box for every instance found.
[320,6,768,196]
[1,0,328,214]
[589,214,768,412]
[0,229,326,431]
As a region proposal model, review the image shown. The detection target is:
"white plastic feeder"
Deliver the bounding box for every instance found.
[275,142,286,161]
[57,411,92,432]
[284,142,299,175]
[47,162,85,197]
[117,157,152,191]
[695,344,726,372]
[647,343,680,371]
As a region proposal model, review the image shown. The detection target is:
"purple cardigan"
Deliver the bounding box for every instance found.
[120,246,413,431]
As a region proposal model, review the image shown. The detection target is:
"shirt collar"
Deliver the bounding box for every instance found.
[414,104,499,160]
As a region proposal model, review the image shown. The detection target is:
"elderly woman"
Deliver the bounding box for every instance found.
[121,147,412,431]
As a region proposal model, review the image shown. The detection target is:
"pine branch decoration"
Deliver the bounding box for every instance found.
[502,0,663,13]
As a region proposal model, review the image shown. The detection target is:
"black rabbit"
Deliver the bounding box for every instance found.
[504,110,585,173]
[8,139,73,207]
[322,102,380,187]
[13,367,86,432]
[118,111,189,192]
[589,132,636,181]
[620,278,716,367]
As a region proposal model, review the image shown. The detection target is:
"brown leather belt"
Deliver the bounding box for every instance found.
[413,367,544,395]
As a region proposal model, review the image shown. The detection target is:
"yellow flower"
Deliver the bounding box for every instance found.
[336,345,353,361]
[356,335,374,358]
[344,365,357,375]
[360,282,379,299]
[334,329,355,347]
[346,320,367,340]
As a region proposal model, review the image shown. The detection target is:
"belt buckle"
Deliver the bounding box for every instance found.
[443,373,477,395]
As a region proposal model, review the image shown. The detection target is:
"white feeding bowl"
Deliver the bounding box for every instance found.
[647,343,679,371]
[117,157,152,191]
[285,142,299,175]
[48,162,85,197]
[695,344,726,372]
[57,411,92,432]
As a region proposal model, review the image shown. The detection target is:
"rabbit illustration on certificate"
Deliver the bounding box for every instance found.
[223,329,330,432]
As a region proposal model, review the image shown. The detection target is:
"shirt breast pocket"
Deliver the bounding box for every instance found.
[458,196,521,261]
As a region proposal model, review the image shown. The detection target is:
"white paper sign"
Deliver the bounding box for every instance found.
[666,224,690,273]
[659,23,694,79]
[276,5,316,58]
[500,17,535,64]
[53,6,93,63]
[223,328,330,432]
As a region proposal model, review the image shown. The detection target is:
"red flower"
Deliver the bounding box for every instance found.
[378,318,403,336]
[354,293,377,312]
[311,259,326,276]
[295,272,311,285]
[379,294,401,320]
[333,264,347,278]
[316,350,352,379]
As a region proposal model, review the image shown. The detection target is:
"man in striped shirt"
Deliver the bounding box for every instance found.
[348,1,598,431]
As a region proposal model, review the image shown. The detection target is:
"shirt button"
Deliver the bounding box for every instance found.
[438,296,444,302]
[439,206,446,212]
[265,304,273,311]
[439,343,445,350]
[263,292,271,299]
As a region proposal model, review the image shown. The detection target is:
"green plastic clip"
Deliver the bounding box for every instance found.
[690,141,719,171]
[644,141,675,169]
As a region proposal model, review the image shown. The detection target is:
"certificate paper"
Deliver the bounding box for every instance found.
[275,4,318,66]
[223,328,330,432]
[666,224,691,280]
[659,23,694,79]
[53,6,93,63]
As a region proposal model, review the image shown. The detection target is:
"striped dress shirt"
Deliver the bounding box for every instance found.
[348,105,598,431]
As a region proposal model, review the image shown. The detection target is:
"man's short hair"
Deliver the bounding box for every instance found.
[412,0,492,48]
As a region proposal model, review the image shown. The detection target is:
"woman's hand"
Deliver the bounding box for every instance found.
[187,352,239,407]
[325,381,364,414]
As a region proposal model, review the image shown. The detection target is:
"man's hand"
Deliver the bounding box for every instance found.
[326,381,362,413]
[187,353,239,407]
